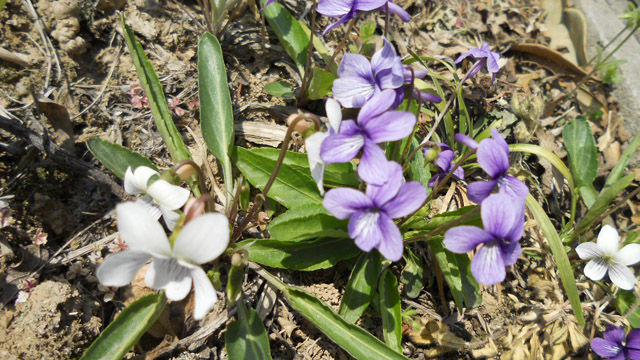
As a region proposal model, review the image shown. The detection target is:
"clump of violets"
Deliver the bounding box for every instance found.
[124,166,190,230]
[456,129,528,203]
[425,142,464,187]
[317,0,410,35]
[455,42,501,84]
[332,40,404,108]
[321,89,416,185]
[444,193,524,285]
[576,225,640,290]
[591,326,640,360]
[323,162,426,261]
[97,202,230,320]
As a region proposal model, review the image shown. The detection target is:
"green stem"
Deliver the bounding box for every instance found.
[403,207,481,243]
[297,0,318,105]
[324,17,357,72]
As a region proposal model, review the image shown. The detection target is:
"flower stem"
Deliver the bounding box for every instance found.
[324,17,357,72]
[231,114,321,242]
[403,206,481,243]
[173,160,208,204]
[297,0,318,106]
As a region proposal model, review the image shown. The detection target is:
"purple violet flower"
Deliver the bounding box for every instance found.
[323,161,426,261]
[591,326,640,360]
[317,0,387,35]
[444,193,524,285]
[425,143,464,187]
[321,89,416,185]
[455,42,501,84]
[401,65,443,104]
[380,1,411,22]
[463,129,528,203]
[332,40,404,108]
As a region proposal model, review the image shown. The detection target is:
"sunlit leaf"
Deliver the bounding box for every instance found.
[87,137,157,180]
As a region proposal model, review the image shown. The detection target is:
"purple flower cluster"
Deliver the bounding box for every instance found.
[425,142,464,188]
[591,326,640,360]
[455,43,501,84]
[317,0,410,35]
[443,130,528,285]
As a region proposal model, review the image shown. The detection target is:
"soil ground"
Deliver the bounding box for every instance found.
[0,0,638,359]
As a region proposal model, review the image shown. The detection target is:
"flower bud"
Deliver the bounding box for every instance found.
[286,113,311,134]
[423,147,440,163]
[175,163,196,182]
[231,252,243,267]
[184,196,206,224]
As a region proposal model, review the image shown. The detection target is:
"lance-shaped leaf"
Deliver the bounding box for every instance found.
[87,137,157,179]
[429,236,480,310]
[237,237,360,271]
[378,269,402,353]
[198,33,235,191]
[121,15,191,163]
[563,117,598,188]
[80,294,166,360]
[338,251,382,323]
[226,302,272,360]
[401,248,425,298]
[268,203,348,241]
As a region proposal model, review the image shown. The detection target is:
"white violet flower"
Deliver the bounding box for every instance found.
[306,98,342,195]
[97,201,230,319]
[576,224,640,290]
[124,166,190,230]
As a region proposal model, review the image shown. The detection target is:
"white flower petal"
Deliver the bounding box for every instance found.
[124,166,158,194]
[325,98,342,133]
[597,224,620,256]
[173,213,230,264]
[583,258,609,281]
[160,206,181,231]
[135,197,162,220]
[576,242,604,260]
[311,162,327,196]
[615,244,640,266]
[145,258,192,300]
[124,167,144,195]
[147,180,190,210]
[609,263,637,290]
[116,202,171,258]
[306,132,329,195]
[97,251,151,287]
[191,266,217,320]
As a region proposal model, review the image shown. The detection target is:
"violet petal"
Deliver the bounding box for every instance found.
[444,226,494,253]
[467,179,498,203]
[324,188,374,219]
[376,212,404,261]
[471,241,506,285]
[382,182,427,218]
[358,140,391,185]
[363,111,416,143]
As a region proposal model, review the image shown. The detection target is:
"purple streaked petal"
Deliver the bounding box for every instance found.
[477,137,510,178]
[591,338,623,358]
[321,131,364,164]
[584,258,609,281]
[444,226,494,253]
[452,165,464,180]
[350,210,382,251]
[418,91,443,103]
[481,194,523,241]
[467,59,484,78]
[357,89,396,126]
[480,43,491,53]
[317,0,354,17]
[371,41,398,74]
[324,188,374,219]
[490,128,509,154]
[500,240,521,266]
[366,161,403,206]
[469,47,488,58]
[358,140,391,185]
[467,179,498,203]
[427,173,444,187]
[454,133,479,150]
[386,1,411,21]
[498,176,529,200]
[354,0,387,11]
[363,111,416,143]
[376,213,403,261]
[626,349,640,360]
[604,326,626,345]
[382,181,427,218]
[471,241,506,285]
[435,149,454,172]
[338,53,373,79]
[486,51,501,73]
[455,51,474,64]
[332,76,375,108]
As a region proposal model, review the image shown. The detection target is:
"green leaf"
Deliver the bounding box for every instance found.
[360,22,377,43]
[261,0,309,75]
[86,137,157,179]
[429,236,480,309]
[378,269,402,353]
[283,287,408,359]
[268,203,348,241]
[235,147,322,208]
[578,184,598,208]
[238,237,360,271]
[264,81,295,98]
[339,251,382,323]
[604,132,640,190]
[121,15,191,163]
[198,33,235,192]
[615,290,640,328]
[80,294,166,360]
[226,263,245,306]
[226,303,272,359]
[248,147,359,188]
[306,67,336,100]
[402,206,480,231]
[408,138,432,189]
[525,195,585,326]
[401,248,425,298]
[563,117,598,188]
[575,174,635,236]
[0,0,6,12]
